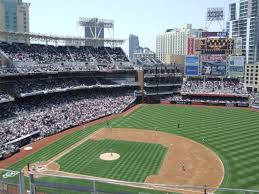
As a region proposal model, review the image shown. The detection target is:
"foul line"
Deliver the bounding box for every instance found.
[45,128,105,166]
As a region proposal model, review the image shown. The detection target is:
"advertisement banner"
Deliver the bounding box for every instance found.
[185,66,199,76]
[202,32,228,38]
[185,56,199,76]
[200,54,226,62]
[188,38,194,55]
[202,61,226,76]
[228,56,245,77]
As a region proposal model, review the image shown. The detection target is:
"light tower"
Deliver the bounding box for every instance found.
[78,17,115,47]
[205,7,225,31]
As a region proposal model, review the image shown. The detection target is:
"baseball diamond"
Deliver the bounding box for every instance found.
[1,3,259,193]
[1,104,259,194]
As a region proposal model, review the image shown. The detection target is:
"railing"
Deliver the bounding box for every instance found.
[28,171,259,194]
[1,169,259,194]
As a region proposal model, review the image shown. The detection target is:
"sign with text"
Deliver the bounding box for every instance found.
[185,56,199,76]
[202,32,229,38]
[228,56,245,77]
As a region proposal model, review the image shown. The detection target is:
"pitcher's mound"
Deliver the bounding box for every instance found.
[100,153,120,161]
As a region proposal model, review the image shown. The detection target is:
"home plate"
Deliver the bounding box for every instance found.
[24,146,33,151]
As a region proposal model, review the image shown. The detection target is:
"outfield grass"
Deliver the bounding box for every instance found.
[9,122,106,171]
[111,105,259,190]
[7,104,259,192]
[58,139,167,182]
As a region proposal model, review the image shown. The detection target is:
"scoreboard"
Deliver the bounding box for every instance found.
[195,38,234,55]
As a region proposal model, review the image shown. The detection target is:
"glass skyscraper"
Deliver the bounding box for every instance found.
[227,0,259,64]
[129,34,139,60]
[0,0,30,33]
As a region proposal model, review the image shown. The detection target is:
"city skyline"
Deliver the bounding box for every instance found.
[26,0,233,51]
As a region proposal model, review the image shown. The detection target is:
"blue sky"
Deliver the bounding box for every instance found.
[27,0,234,52]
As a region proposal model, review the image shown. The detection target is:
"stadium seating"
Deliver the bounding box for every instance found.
[11,77,118,97]
[0,42,131,75]
[136,57,162,66]
[181,78,247,96]
[0,90,136,148]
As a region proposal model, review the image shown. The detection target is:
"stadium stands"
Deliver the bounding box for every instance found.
[105,47,129,63]
[136,57,162,66]
[0,42,131,75]
[181,78,247,96]
[0,89,136,158]
[11,77,118,97]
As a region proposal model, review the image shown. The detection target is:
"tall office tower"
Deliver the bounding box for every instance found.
[227,0,259,64]
[0,0,30,33]
[129,34,139,60]
[156,24,203,63]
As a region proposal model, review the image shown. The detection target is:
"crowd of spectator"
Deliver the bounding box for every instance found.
[11,77,118,97]
[0,90,136,150]
[136,57,162,66]
[0,42,130,75]
[181,79,247,96]
[105,47,129,63]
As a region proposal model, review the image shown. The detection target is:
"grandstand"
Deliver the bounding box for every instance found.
[142,65,182,103]
[0,43,131,75]
[0,31,142,160]
[168,77,250,107]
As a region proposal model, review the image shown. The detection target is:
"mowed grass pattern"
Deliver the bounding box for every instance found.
[58,139,167,182]
[111,105,259,190]
[7,104,259,191]
[9,123,106,171]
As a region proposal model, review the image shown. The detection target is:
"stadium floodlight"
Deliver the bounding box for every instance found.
[205,7,225,31]
[77,17,118,47]
[206,8,224,21]
[78,17,114,40]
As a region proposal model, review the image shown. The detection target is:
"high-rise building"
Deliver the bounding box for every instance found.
[156,24,203,63]
[129,34,139,60]
[0,0,30,33]
[227,0,259,64]
[244,64,259,92]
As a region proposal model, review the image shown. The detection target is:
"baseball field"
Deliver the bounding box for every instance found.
[2,104,259,193]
